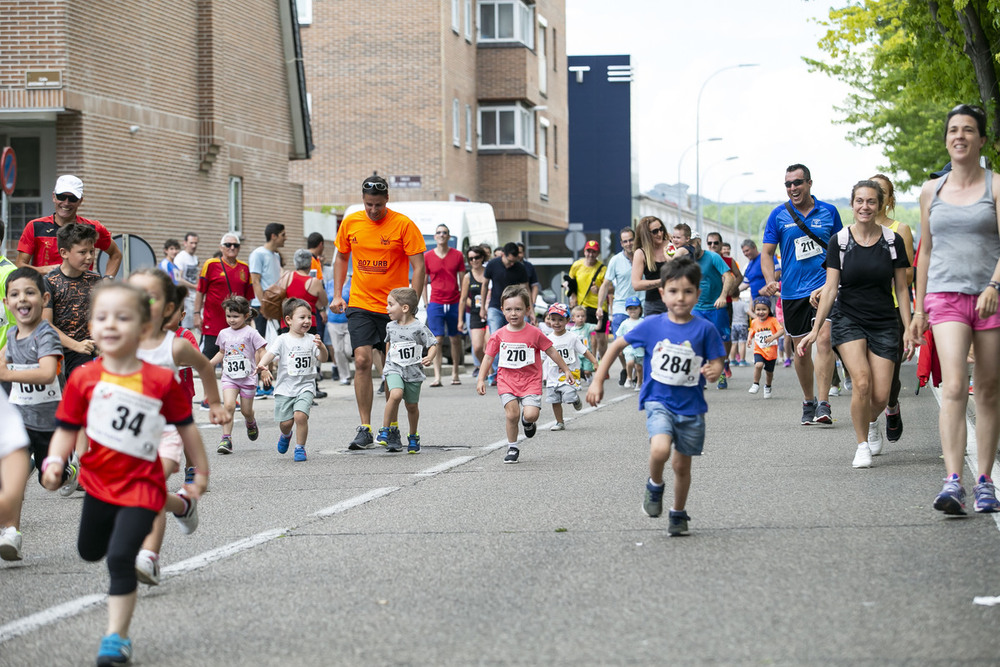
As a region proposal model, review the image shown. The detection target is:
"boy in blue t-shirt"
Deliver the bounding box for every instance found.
[587,257,725,536]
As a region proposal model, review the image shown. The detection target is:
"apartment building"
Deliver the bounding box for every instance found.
[292,0,568,244]
[0,0,310,261]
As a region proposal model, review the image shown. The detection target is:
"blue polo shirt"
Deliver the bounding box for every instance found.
[763,197,842,299]
[694,250,731,312]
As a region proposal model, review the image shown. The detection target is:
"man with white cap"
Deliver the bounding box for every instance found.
[16,175,122,277]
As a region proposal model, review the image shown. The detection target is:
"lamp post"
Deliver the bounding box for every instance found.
[676,137,721,219]
[695,63,759,238]
[716,172,753,242]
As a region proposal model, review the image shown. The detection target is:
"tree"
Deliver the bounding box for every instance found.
[806,0,1000,189]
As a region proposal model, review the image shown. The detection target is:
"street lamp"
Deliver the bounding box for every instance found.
[717,172,754,242]
[676,137,721,215]
[695,63,759,237]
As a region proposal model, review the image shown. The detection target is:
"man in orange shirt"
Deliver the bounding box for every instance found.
[331,176,427,449]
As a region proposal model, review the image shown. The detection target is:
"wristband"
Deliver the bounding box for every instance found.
[989,281,1000,291]
[914,312,927,318]
[41,455,65,474]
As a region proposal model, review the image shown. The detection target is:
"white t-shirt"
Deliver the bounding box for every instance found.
[543,331,587,387]
[266,333,320,397]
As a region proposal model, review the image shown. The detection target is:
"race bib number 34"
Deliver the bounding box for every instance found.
[86,382,165,462]
[649,340,703,387]
[498,342,534,369]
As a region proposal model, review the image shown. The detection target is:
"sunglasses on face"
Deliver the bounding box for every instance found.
[363,181,388,192]
[706,241,720,246]
[648,227,665,235]
[222,242,241,249]
[55,193,80,203]
[784,178,806,188]
[467,255,481,261]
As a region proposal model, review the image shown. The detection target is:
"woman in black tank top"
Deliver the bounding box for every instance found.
[632,216,671,315]
[458,245,489,373]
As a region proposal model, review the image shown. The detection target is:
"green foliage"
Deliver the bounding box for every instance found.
[806,0,1000,190]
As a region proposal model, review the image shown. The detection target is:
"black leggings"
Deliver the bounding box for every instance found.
[888,314,905,408]
[78,494,157,596]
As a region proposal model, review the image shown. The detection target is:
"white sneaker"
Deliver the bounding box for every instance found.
[59,455,80,497]
[748,383,760,394]
[829,386,840,397]
[550,422,565,431]
[868,420,883,456]
[763,386,772,399]
[173,488,199,535]
[0,526,23,561]
[135,549,161,586]
[852,443,873,469]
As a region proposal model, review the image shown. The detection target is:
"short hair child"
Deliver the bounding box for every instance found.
[389,286,419,313]
[57,222,99,251]
[47,223,102,380]
[747,296,784,398]
[543,302,598,430]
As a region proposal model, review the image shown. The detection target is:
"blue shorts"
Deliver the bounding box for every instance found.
[427,302,460,337]
[696,307,731,342]
[643,401,705,456]
[611,313,628,338]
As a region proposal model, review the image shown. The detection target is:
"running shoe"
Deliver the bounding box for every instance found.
[667,510,691,536]
[844,376,853,393]
[973,475,1000,513]
[375,427,392,447]
[643,480,664,518]
[173,488,199,535]
[573,397,583,411]
[717,376,728,390]
[407,434,421,454]
[386,427,403,453]
[217,437,233,455]
[135,550,160,586]
[0,526,23,561]
[522,415,536,438]
[184,466,195,484]
[246,419,259,441]
[96,633,133,667]
[619,369,627,386]
[503,447,520,464]
[868,420,883,456]
[59,456,80,497]
[293,445,307,462]
[723,360,732,378]
[348,425,375,450]
[254,386,273,400]
[314,389,328,399]
[933,474,967,515]
[813,401,833,425]
[377,380,386,395]
[763,386,772,399]
[550,422,565,431]
[801,399,817,425]
[331,367,341,382]
[852,443,873,469]
[199,399,210,411]
[885,407,903,442]
[829,385,840,397]
[748,383,760,394]
[277,432,291,454]
[783,358,792,368]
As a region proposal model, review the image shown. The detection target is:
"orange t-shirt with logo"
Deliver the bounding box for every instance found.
[335,208,426,313]
[748,316,781,361]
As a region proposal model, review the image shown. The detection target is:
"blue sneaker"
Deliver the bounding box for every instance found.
[974,475,1000,513]
[643,479,664,517]
[375,427,391,447]
[933,474,967,515]
[255,386,273,400]
[277,432,291,454]
[407,433,421,454]
[668,510,691,536]
[97,632,133,666]
[717,375,728,390]
[293,445,307,462]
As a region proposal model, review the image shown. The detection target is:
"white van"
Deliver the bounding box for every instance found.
[341,201,499,254]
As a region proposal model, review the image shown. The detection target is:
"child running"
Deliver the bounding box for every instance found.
[587,257,725,536]
[747,296,784,398]
[41,282,210,667]
[377,287,438,453]
[208,296,268,454]
[569,305,597,381]
[0,388,31,561]
[477,286,575,463]
[128,268,223,586]
[615,295,645,390]
[256,298,328,462]
[0,268,74,559]
[543,302,597,431]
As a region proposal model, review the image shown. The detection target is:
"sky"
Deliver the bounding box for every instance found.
[565,0,906,204]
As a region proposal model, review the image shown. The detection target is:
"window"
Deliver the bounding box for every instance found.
[465,104,473,151]
[453,99,461,147]
[228,176,243,235]
[538,120,549,198]
[478,0,534,47]
[451,0,460,32]
[552,28,557,71]
[553,124,558,167]
[464,0,473,40]
[537,19,547,94]
[296,0,312,25]
[479,104,535,152]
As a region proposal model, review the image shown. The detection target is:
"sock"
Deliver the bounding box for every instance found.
[362,424,371,431]
[390,421,399,429]
[247,419,257,427]
[139,548,158,561]
[222,433,231,439]
[175,495,191,517]
[508,442,518,450]
[979,474,993,484]
[885,405,899,415]
[648,478,664,489]
[765,385,771,389]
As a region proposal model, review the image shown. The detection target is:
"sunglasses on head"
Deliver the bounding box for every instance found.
[222,242,241,249]
[784,178,806,188]
[55,193,80,203]
[363,181,388,192]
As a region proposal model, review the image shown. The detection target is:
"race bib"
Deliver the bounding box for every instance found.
[389,340,420,367]
[223,351,251,379]
[85,382,164,462]
[287,348,314,376]
[554,345,577,366]
[0,307,7,329]
[474,294,482,309]
[755,331,775,348]
[6,363,62,406]
[498,342,534,369]
[794,234,823,261]
[649,340,702,387]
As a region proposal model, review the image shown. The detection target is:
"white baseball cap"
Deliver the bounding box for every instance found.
[53,175,84,198]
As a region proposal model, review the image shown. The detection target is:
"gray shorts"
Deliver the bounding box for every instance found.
[545,385,579,405]
[275,392,314,422]
[500,393,541,409]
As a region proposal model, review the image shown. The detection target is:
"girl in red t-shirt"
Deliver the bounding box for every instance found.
[41,283,210,667]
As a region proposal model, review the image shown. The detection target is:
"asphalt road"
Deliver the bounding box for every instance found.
[2,361,1000,665]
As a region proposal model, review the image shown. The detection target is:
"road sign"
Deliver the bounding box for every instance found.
[1,147,16,196]
[565,230,587,252]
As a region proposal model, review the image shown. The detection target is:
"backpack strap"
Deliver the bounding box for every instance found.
[837,227,850,269]
[882,226,898,261]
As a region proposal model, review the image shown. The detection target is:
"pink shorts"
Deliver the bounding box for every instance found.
[222,378,257,399]
[158,426,184,465]
[925,292,1000,330]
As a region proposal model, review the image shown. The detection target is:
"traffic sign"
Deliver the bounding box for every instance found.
[1,147,15,196]
[565,230,587,252]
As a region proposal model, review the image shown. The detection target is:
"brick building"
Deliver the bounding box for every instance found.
[0,0,311,263]
[291,0,568,242]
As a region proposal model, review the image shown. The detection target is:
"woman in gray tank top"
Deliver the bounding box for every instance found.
[910,104,1000,516]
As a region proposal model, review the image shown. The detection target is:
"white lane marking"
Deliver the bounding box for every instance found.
[0,594,105,644]
[930,385,1000,531]
[312,487,399,517]
[161,528,287,577]
[415,456,475,477]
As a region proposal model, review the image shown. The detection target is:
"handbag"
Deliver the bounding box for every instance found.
[260,271,290,321]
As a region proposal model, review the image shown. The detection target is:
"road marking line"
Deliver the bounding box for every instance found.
[162,528,287,577]
[312,487,399,517]
[415,456,475,477]
[0,594,105,644]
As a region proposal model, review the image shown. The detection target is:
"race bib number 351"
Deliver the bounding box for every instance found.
[288,348,314,376]
[649,340,703,387]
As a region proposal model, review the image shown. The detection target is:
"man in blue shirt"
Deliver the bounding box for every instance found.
[690,233,734,389]
[760,164,843,426]
[739,239,779,300]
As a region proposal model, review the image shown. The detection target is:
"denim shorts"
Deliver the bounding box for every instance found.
[643,401,705,456]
